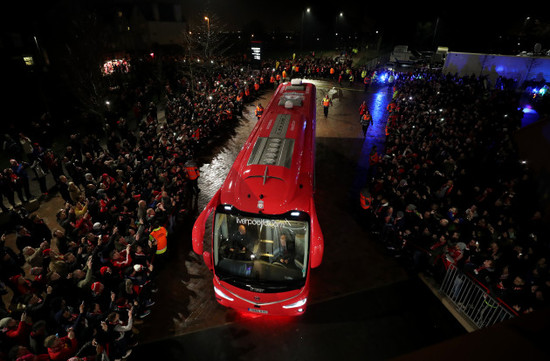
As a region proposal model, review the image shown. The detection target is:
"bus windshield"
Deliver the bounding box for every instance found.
[213,209,309,291]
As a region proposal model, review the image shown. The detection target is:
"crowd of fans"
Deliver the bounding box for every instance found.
[0,50,373,361]
[364,70,550,315]
[1,48,549,360]
[0,53,310,361]
[1,113,189,359]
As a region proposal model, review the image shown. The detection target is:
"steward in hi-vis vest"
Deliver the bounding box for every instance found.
[150,224,168,255]
[255,104,264,119]
[185,160,200,195]
[322,95,332,117]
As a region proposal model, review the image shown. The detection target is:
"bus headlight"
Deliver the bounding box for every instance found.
[214,286,234,302]
[282,297,307,309]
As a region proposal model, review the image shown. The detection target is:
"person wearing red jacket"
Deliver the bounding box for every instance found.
[109,244,132,275]
[43,328,78,361]
[9,345,50,361]
[99,173,116,192]
[0,312,31,348]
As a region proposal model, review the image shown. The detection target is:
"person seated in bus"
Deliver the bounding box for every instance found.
[273,234,294,266]
[228,224,252,260]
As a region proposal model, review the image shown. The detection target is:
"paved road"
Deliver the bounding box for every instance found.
[134,79,466,360]
[4,78,547,361]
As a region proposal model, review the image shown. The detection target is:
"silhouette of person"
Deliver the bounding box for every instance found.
[274,233,294,265]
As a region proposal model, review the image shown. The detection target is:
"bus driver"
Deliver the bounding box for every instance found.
[228,224,251,259]
[274,234,294,266]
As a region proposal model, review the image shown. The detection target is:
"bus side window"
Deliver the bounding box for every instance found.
[294,234,305,263]
[258,239,274,262]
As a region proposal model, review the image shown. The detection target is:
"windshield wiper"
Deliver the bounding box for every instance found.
[217,274,242,282]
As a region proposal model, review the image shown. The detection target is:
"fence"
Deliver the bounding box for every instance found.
[439,264,518,329]
[363,53,390,71]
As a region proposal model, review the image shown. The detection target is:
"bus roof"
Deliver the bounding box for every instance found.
[220,80,317,215]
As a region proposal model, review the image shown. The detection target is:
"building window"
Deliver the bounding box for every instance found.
[23,56,34,66]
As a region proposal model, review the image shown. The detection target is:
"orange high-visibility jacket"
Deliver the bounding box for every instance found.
[150,226,168,254]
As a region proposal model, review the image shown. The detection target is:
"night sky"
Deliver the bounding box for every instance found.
[2,0,546,53]
[180,0,541,52]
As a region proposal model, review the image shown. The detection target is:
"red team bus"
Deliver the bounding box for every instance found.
[192,79,324,316]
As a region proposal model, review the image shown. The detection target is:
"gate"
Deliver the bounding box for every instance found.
[439,265,518,329]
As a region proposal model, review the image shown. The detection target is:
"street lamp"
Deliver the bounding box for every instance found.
[204,16,210,57]
[300,7,311,51]
[375,30,383,54]
[335,12,344,45]
[432,16,440,48]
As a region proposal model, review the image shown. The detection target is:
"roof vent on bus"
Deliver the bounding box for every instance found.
[278,92,304,107]
[286,79,306,92]
[247,114,295,168]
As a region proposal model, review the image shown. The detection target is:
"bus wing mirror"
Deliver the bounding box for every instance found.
[192,213,207,255]
[192,190,221,255]
[203,251,213,271]
[309,199,324,268]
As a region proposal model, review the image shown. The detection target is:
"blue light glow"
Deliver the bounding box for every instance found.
[530,86,548,96]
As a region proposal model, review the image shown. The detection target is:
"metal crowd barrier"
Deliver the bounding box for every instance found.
[439,264,518,329]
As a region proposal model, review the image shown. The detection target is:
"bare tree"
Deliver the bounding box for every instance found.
[185,12,232,60]
[179,12,233,97]
[49,10,119,120]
